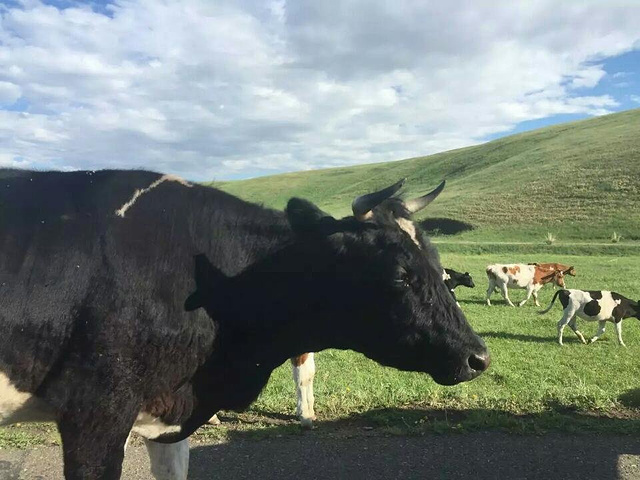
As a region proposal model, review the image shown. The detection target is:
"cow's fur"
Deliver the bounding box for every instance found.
[539,289,640,346]
[0,169,488,479]
[485,263,573,307]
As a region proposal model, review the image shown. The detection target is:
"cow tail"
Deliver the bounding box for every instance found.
[485,267,495,280]
[539,290,561,315]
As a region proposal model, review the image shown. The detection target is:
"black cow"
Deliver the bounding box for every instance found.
[0,169,489,479]
[443,268,475,302]
[275,179,452,429]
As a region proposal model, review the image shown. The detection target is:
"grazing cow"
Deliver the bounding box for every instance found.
[443,268,475,302]
[485,263,574,307]
[539,289,640,346]
[0,170,489,479]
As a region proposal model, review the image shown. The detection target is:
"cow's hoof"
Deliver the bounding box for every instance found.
[300,417,315,429]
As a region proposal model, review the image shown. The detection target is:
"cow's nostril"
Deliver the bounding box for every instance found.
[468,352,490,372]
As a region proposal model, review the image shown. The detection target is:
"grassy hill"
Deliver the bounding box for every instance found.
[211,108,640,243]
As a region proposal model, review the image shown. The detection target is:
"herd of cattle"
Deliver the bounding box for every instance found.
[0,169,637,480]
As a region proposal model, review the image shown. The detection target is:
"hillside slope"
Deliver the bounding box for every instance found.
[211,109,640,241]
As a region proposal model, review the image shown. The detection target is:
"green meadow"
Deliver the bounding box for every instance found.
[2,109,640,447]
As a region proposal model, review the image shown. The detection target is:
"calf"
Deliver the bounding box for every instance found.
[0,170,488,479]
[443,268,475,302]
[540,289,640,346]
[485,263,574,307]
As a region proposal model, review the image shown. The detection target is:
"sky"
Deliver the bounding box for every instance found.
[0,1,639,181]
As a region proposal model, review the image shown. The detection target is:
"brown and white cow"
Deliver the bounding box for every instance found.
[529,263,576,278]
[485,263,575,307]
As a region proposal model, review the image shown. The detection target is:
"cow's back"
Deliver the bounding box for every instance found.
[0,170,280,400]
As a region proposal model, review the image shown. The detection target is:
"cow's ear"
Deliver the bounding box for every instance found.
[286,198,338,236]
[184,254,227,312]
[184,291,204,312]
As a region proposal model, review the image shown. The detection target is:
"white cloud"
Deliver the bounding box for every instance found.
[0,81,21,105]
[0,0,639,180]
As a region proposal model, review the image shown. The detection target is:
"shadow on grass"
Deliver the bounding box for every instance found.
[419,217,475,236]
[478,330,557,344]
[189,403,640,480]
[619,389,640,409]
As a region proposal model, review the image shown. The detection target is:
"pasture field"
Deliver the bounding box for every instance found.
[212,108,640,243]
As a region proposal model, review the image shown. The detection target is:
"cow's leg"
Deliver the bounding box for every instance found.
[590,321,607,344]
[568,317,587,344]
[485,279,495,305]
[532,285,542,307]
[58,399,138,480]
[557,311,574,346]
[589,321,607,344]
[292,352,316,428]
[614,321,626,347]
[518,285,535,307]
[145,438,189,480]
[499,284,515,307]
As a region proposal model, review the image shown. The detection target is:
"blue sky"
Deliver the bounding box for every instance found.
[485,51,640,140]
[1,1,639,180]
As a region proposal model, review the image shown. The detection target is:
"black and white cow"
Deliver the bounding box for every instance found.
[443,268,475,302]
[0,169,489,480]
[539,289,640,346]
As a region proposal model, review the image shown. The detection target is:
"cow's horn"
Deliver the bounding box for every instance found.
[352,178,406,221]
[404,180,446,214]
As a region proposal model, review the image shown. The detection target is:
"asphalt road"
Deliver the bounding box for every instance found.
[1,432,640,479]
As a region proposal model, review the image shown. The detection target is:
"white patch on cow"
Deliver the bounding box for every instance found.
[132,412,182,439]
[395,218,420,248]
[442,270,451,281]
[144,438,189,480]
[0,373,53,425]
[115,174,192,218]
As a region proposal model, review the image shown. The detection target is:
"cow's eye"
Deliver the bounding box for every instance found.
[394,275,411,288]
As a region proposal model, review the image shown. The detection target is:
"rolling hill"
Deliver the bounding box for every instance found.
[210,108,640,242]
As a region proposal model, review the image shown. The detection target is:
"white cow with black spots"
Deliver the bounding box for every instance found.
[539,289,640,346]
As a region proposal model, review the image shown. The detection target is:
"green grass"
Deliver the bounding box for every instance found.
[211,108,640,243]
[231,252,640,436]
